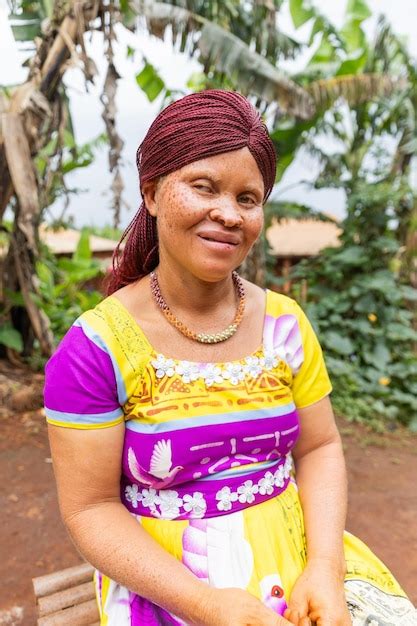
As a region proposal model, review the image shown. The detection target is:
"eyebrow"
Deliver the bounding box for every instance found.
[188,172,263,196]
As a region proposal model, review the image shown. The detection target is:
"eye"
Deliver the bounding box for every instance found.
[271,585,284,598]
[238,194,257,206]
[194,184,213,193]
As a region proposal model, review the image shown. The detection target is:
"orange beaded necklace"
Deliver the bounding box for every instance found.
[150,271,246,344]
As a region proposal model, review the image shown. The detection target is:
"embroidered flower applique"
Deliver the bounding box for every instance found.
[200,364,224,387]
[274,466,285,488]
[183,492,207,518]
[151,355,176,378]
[222,363,245,386]
[237,480,259,504]
[141,487,161,510]
[175,361,200,384]
[243,356,263,379]
[150,343,292,387]
[274,456,292,487]
[257,471,275,496]
[216,486,238,512]
[158,490,183,520]
[261,350,280,370]
[125,484,143,509]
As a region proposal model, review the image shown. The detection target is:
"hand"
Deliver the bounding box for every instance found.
[197,587,294,626]
[283,560,351,626]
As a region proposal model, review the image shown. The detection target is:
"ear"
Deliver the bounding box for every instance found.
[141,179,160,217]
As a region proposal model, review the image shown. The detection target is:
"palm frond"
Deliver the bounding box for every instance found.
[156,0,302,61]
[133,1,315,119]
[308,73,408,111]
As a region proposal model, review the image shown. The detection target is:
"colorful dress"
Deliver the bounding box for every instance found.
[44,290,417,625]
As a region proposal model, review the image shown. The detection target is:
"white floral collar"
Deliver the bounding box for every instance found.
[151,347,283,387]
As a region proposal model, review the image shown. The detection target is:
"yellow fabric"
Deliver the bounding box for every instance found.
[132,483,406,600]
[291,301,333,408]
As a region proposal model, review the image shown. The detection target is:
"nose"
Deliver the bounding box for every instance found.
[209,195,243,228]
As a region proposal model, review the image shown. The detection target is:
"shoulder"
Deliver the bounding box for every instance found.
[265,289,301,318]
[44,302,125,428]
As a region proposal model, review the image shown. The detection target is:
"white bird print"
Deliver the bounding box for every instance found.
[128,440,183,489]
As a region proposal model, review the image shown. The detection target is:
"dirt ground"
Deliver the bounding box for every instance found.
[0,359,416,625]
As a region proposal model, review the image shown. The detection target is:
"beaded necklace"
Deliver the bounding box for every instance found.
[150,271,246,344]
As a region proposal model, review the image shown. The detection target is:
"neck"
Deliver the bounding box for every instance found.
[154,261,238,316]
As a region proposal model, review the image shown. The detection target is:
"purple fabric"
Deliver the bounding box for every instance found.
[130,593,182,625]
[44,325,120,414]
[121,458,291,519]
[122,410,299,488]
[120,402,298,519]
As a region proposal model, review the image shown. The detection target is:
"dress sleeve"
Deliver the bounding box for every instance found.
[44,321,124,429]
[291,302,333,409]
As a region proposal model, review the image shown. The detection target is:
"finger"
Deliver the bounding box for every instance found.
[277,614,298,626]
[285,608,300,624]
[287,598,308,620]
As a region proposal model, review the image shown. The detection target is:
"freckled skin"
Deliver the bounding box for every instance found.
[142,147,265,283]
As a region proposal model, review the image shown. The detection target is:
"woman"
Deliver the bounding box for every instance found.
[44,90,416,626]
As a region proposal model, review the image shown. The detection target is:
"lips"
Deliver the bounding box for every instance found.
[197,230,240,245]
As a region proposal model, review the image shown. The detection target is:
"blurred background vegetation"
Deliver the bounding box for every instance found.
[1,0,416,429]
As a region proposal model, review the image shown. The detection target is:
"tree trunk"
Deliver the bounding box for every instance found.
[239,237,266,286]
[0,1,94,358]
[2,112,54,355]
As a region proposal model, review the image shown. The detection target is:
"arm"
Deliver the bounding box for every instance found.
[293,396,347,576]
[48,423,292,626]
[48,423,209,623]
[284,396,350,626]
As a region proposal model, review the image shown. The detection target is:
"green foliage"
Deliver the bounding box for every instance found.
[34,128,108,211]
[289,237,417,427]
[0,323,23,352]
[34,230,103,343]
[7,0,53,42]
[289,0,314,29]
[141,2,314,119]
[136,60,165,102]
[84,225,123,241]
[264,0,417,429]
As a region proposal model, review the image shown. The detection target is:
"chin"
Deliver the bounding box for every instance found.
[193,264,240,283]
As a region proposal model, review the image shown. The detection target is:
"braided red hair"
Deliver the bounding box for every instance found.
[106,90,276,295]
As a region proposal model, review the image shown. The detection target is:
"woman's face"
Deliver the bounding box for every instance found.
[143,147,265,282]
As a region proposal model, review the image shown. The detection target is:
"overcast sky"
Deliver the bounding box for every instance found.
[1,0,417,228]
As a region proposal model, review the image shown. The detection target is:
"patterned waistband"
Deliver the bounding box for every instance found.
[121,455,292,520]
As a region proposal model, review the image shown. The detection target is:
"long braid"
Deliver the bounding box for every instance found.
[106,90,276,295]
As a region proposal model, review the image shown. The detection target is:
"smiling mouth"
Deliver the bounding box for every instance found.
[198,235,238,245]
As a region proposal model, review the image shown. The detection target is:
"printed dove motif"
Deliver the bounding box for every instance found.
[150,439,174,478]
[127,442,183,489]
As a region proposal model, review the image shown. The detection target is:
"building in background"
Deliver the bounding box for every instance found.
[266,218,342,294]
[36,219,341,295]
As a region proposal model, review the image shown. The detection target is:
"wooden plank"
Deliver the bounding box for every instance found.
[37,599,98,625]
[33,563,95,599]
[38,581,95,616]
